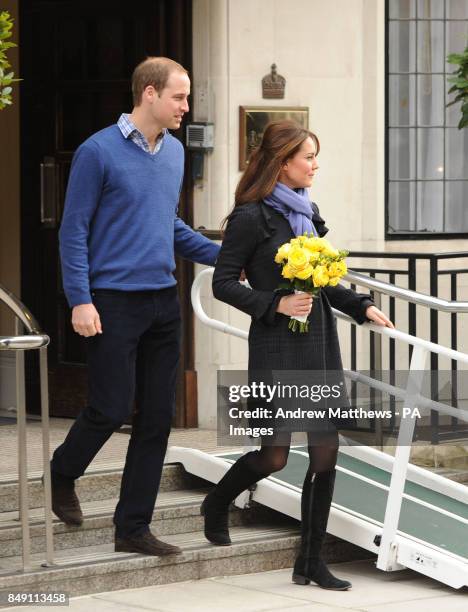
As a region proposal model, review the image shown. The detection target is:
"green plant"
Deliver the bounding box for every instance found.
[0,10,19,110]
[447,43,468,129]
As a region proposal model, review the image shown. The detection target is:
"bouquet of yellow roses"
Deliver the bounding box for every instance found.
[274,234,348,332]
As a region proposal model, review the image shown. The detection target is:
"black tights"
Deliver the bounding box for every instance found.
[243,430,339,476]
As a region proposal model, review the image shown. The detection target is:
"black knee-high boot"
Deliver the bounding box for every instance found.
[292,468,352,590]
[200,452,268,545]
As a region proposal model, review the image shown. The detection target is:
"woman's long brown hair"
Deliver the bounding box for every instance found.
[221,120,320,230]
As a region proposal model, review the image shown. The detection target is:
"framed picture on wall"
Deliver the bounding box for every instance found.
[239,106,309,170]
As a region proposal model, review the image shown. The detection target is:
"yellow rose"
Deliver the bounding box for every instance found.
[282,264,295,280]
[320,243,338,259]
[328,276,340,287]
[296,265,314,280]
[338,260,348,275]
[328,260,347,277]
[304,237,325,253]
[288,247,310,272]
[274,242,292,264]
[319,238,332,249]
[312,265,330,287]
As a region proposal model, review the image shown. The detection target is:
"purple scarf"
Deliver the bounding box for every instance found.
[263,182,318,237]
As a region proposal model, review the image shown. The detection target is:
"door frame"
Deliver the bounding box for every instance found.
[19,0,197,426]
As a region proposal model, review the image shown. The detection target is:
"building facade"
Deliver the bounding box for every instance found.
[1,0,467,427]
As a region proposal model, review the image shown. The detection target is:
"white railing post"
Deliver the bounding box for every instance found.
[376,345,429,571]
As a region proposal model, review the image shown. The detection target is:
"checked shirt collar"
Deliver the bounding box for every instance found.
[117,113,166,155]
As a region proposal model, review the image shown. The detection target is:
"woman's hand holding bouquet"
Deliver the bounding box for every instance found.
[275,234,348,332]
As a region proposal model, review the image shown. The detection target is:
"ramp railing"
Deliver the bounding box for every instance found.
[191,267,468,574]
[0,283,53,571]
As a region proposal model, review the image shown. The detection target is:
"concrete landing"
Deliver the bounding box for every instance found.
[1,559,466,612]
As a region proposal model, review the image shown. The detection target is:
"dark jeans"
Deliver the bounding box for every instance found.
[51,287,181,538]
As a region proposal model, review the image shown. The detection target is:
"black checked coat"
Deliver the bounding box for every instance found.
[212,201,374,433]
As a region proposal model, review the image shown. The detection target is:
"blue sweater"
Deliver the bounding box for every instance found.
[59,125,219,307]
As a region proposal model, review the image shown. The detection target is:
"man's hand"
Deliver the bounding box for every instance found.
[72,303,102,337]
[277,293,313,317]
[365,305,394,328]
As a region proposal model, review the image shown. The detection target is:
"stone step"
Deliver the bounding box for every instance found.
[0,525,372,599]
[3,459,466,513]
[0,525,303,598]
[0,463,205,513]
[0,489,290,558]
[0,459,373,598]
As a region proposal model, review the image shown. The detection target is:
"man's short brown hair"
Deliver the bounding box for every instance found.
[131,57,188,106]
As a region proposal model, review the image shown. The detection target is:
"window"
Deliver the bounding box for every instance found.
[387,0,468,236]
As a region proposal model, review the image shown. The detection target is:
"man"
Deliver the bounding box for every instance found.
[50,57,220,556]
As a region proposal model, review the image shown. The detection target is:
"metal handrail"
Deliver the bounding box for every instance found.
[0,284,53,572]
[0,335,49,350]
[345,270,468,313]
[0,283,43,333]
[191,267,468,577]
[191,268,468,356]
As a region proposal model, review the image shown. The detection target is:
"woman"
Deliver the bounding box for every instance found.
[201,120,393,590]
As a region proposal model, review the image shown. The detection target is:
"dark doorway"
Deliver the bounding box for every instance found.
[20,0,197,425]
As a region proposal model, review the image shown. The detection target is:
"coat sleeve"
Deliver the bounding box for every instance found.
[310,203,374,323]
[212,206,281,323]
[323,284,374,324]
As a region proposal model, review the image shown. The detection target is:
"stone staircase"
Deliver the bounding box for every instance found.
[0,461,371,599]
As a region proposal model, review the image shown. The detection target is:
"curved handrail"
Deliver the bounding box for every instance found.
[193,267,468,316]
[345,270,468,313]
[191,270,248,340]
[191,268,468,363]
[0,284,53,572]
[0,283,43,333]
[0,335,50,350]
[191,267,468,426]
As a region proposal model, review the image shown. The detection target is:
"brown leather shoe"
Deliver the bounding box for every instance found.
[45,472,83,526]
[115,531,182,556]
